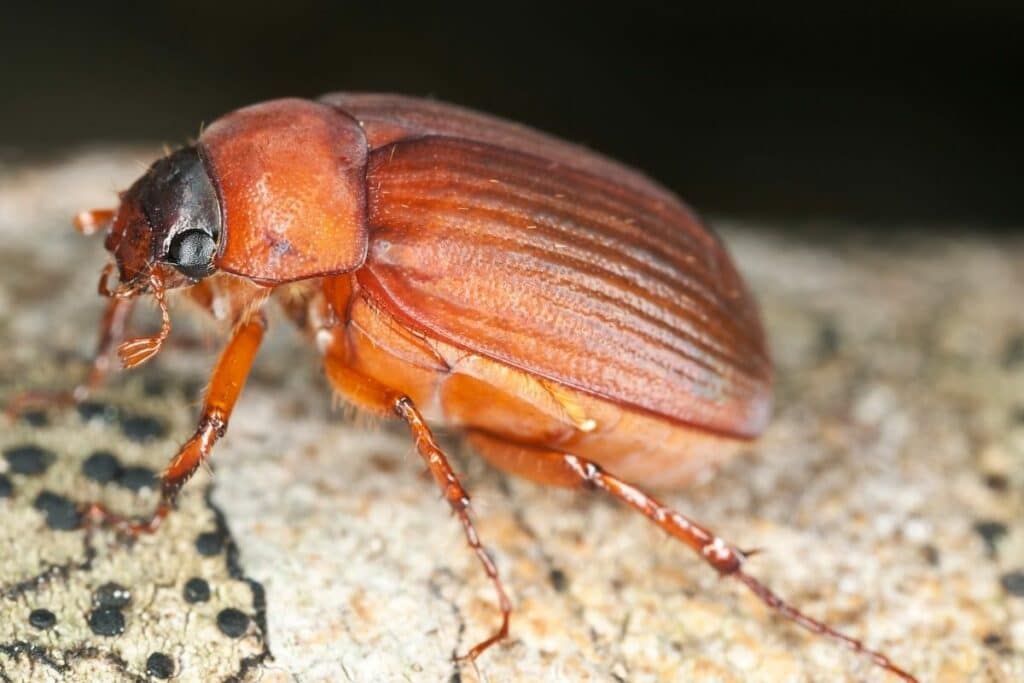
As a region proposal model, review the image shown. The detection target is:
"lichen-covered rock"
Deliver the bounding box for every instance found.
[1,151,1022,681]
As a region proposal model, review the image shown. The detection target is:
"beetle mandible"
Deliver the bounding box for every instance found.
[37,94,915,680]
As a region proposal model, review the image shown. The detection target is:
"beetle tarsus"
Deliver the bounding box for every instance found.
[79,500,171,538]
[588,460,917,681]
[605,469,918,681]
[731,570,918,682]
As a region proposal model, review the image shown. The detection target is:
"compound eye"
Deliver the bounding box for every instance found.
[166,229,217,279]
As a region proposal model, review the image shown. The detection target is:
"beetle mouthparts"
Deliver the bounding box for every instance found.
[97,261,151,299]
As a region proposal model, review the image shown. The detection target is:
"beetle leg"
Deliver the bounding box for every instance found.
[6,295,135,418]
[322,354,511,662]
[394,396,512,662]
[78,295,136,399]
[73,208,116,235]
[465,432,917,683]
[81,313,266,536]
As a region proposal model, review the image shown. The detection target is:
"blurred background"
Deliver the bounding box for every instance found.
[2,2,1020,231]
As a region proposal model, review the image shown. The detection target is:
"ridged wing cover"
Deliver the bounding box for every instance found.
[333,95,772,437]
[320,92,683,203]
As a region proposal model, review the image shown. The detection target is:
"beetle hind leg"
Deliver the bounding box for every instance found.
[465,431,918,683]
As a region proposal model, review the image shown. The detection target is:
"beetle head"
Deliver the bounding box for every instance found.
[104,146,223,294]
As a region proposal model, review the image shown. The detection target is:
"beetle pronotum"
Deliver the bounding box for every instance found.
[21,94,915,680]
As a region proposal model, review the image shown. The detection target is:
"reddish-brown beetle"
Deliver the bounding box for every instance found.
[31,94,913,679]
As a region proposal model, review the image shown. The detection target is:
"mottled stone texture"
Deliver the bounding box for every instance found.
[1,151,1022,682]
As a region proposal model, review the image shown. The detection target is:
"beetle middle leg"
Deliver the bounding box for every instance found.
[81,313,266,535]
[322,352,512,662]
[466,431,917,682]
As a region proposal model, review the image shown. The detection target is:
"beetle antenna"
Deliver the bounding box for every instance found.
[117,273,172,369]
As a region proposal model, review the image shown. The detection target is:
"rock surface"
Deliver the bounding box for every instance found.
[1,150,1022,682]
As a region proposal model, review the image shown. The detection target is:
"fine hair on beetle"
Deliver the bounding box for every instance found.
[14,93,917,681]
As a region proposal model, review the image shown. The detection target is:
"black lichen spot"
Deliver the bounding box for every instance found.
[1000,570,1024,597]
[119,414,167,442]
[33,490,81,531]
[195,531,225,556]
[77,400,119,423]
[983,632,1003,647]
[33,490,63,510]
[921,544,941,566]
[984,473,1009,492]
[146,651,175,679]
[93,582,132,609]
[1003,333,1024,368]
[82,450,122,483]
[88,606,126,636]
[974,520,1008,557]
[182,379,205,399]
[117,466,158,493]
[3,444,55,475]
[216,608,249,638]
[142,375,168,397]
[817,319,841,359]
[28,608,56,630]
[20,409,49,427]
[549,568,569,592]
[183,577,211,603]
[0,474,13,498]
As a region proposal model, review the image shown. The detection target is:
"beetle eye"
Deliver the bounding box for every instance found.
[166,230,217,279]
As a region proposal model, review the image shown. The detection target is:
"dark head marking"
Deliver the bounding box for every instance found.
[107,146,223,286]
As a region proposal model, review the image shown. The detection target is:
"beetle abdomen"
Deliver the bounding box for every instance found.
[322,277,745,487]
[358,135,772,438]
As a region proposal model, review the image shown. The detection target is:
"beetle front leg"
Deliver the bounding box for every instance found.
[81,313,266,536]
[322,354,511,662]
[76,294,136,400]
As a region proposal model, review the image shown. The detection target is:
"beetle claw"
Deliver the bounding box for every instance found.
[78,501,168,539]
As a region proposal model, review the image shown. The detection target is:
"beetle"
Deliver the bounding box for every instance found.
[26,94,914,680]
